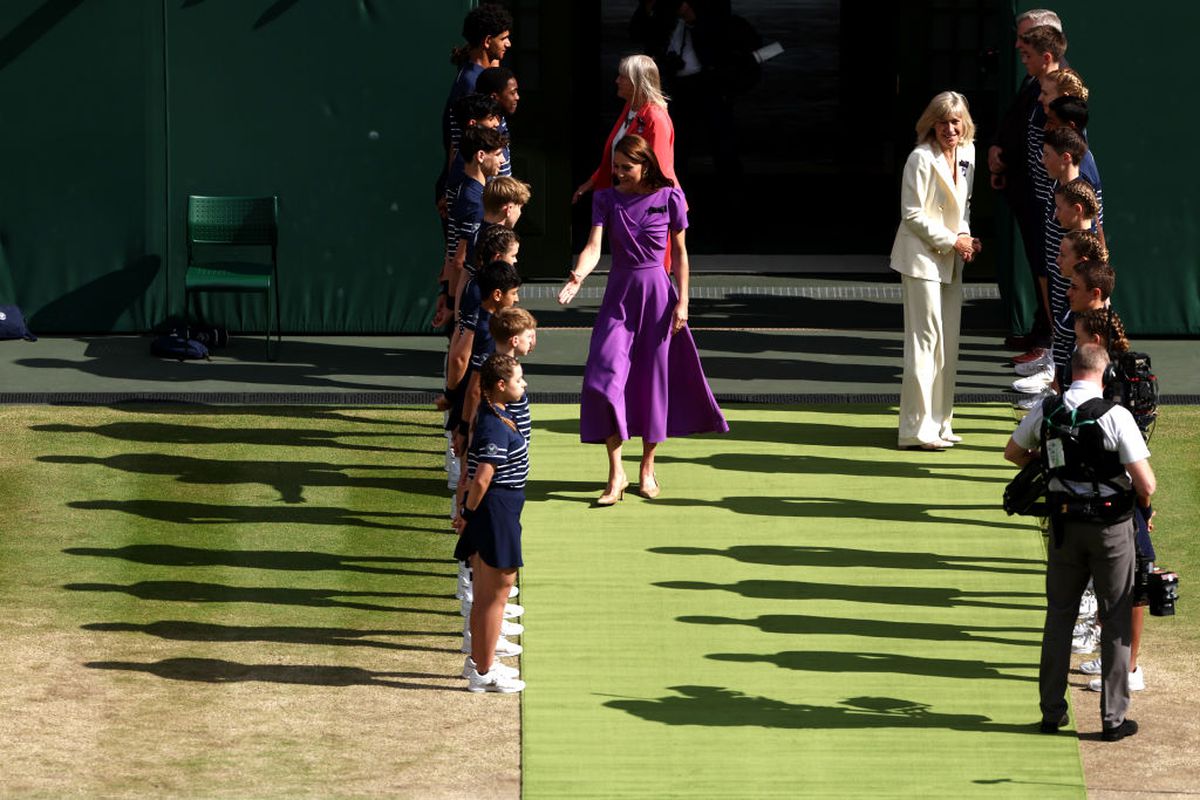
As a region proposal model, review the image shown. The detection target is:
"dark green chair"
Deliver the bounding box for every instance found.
[185,195,280,360]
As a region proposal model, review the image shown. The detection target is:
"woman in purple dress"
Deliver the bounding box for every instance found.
[558,134,727,505]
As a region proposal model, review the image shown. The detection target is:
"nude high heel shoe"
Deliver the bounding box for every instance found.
[597,476,629,506]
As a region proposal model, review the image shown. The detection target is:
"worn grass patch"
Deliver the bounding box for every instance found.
[0,405,517,800]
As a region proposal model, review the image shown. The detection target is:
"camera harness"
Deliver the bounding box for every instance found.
[1040,395,1135,546]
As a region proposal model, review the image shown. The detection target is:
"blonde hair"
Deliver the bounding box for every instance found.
[915,91,976,146]
[489,307,537,341]
[619,54,669,110]
[1047,67,1089,101]
[483,176,531,214]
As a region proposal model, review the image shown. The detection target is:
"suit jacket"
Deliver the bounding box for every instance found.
[890,140,975,284]
[589,102,677,190]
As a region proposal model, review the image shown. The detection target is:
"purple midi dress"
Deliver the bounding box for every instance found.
[579,186,729,444]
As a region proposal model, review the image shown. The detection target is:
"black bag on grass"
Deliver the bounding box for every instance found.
[0,305,37,341]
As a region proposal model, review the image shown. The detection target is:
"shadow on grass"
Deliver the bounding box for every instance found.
[104,404,445,429]
[652,451,1011,483]
[604,686,1039,733]
[654,579,1042,612]
[65,581,459,615]
[651,496,1030,531]
[649,545,1042,575]
[66,499,445,531]
[43,454,438,504]
[65,545,456,578]
[85,657,449,689]
[706,650,1036,682]
[31,421,424,454]
[678,613,1039,647]
[532,415,901,450]
[84,621,458,653]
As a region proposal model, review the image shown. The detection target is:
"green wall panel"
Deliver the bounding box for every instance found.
[0,0,168,332]
[1016,2,1200,335]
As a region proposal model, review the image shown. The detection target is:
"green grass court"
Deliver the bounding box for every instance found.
[2,402,1196,797]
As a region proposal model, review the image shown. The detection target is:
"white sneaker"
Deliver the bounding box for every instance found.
[1013,366,1055,394]
[460,599,524,619]
[456,574,471,601]
[461,630,523,658]
[500,618,524,637]
[1071,624,1099,654]
[1015,353,1054,376]
[1079,657,1102,675]
[466,667,525,693]
[1087,666,1144,692]
[1078,590,1098,619]
[462,656,519,679]
[1014,388,1054,411]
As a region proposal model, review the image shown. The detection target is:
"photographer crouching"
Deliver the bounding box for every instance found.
[1004,343,1155,742]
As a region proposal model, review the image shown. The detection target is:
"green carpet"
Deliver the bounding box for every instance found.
[521,404,1085,799]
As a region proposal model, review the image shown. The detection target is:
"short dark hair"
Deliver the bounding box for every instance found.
[1044,126,1088,164]
[1049,96,1089,131]
[453,93,501,132]
[1074,261,1116,301]
[1021,25,1067,60]
[477,259,522,298]
[462,4,512,48]
[459,126,508,162]
[477,66,516,97]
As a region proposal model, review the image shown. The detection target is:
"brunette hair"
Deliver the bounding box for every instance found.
[489,307,537,342]
[1021,25,1068,60]
[477,66,516,98]
[479,353,521,431]
[483,176,531,214]
[614,134,675,191]
[1056,178,1099,219]
[1073,260,1116,301]
[914,91,976,146]
[453,93,501,131]
[459,126,508,163]
[1049,96,1089,130]
[477,259,522,298]
[1062,230,1107,263]
[476,226,520,268]
[1044,126,1088,164]
[1076,307,1130,354]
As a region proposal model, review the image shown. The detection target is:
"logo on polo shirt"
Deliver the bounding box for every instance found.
[487,443,498,455]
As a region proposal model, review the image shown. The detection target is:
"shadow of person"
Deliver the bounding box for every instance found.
[604,685,1037,733]
[678,613,1040,647]
[706,650,1036,682]
[28,254,162,331]
[83,621,458,653]
[648,544,1042,575]
[64,544,455,578]
[654,579,1042,612]
[84,657,450,690]
[66,499,444,532]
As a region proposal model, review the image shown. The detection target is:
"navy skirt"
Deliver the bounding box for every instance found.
[455,486,524,569]
[1134,505,1155,561]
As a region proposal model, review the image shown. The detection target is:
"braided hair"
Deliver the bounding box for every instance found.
[1076,307,1130,353]
[479,353,520,433]
[1063,229,1107,263]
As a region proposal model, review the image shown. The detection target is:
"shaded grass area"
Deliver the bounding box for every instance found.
[521,404,1086,799]
[0,405,518,799]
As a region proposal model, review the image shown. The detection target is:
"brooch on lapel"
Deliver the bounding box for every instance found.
[959,159,970,178]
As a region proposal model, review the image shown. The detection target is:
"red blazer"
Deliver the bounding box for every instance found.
[590,102,678,190]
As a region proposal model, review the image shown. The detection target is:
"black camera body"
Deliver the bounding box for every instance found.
[1134,555,1179,616]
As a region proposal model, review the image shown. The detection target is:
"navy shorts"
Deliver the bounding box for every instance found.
[1134,505,1155,561]
[454,487,524,569]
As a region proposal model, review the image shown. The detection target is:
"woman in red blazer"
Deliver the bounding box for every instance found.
[573,54,678,204]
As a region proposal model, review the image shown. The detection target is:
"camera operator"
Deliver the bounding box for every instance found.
[1004,343,1155,741]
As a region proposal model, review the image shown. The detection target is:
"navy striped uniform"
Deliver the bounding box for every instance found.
[1046,154,1104,370]
[446,178,485,262]
[496,117,513,178]
[467,408,528,488]
[507,390,532,443]
[469,307,496,371]
[1025,104,1052,277]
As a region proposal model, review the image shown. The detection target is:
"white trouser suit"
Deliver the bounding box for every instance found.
[890,140,975,447]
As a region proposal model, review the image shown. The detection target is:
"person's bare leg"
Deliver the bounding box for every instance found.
[1130,605,1144,672]
[599,433,628,502]
[470,556,517,675]
[640,440,659,495]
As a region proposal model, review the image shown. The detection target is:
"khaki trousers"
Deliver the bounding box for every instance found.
[898,273,962,446]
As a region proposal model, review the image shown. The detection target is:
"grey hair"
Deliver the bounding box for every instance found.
[1072,342,1110,376]
[1017,8,1063,31]
[619,54,669,109]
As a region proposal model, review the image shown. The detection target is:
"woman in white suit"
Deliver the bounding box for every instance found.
[891,91,982,450]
